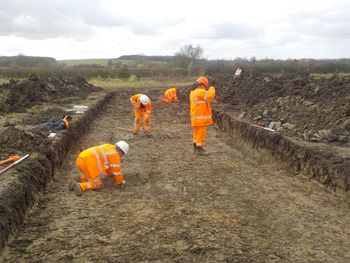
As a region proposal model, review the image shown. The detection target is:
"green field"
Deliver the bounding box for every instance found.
[58,58,111,66]
[88,77,194,90]
[58,58,166,67]
[310,72,350,78]
[0,77,25,84]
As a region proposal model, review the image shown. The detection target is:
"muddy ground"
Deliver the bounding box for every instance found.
[1,89,349,262]
[0,75,104,159]
[0,75,101,114]
[212,74,350,145]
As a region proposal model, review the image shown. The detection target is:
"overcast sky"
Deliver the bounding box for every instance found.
[0,0,349,60]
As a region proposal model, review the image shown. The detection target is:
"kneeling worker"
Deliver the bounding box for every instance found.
[130,94,152,134]
[161,88,178,103]
[69,141,129,196]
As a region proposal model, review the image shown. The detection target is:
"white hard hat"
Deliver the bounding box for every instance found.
[115,141,129,155]
[139,95,150,105]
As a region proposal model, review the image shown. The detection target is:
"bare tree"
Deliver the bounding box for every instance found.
[173,45,203,69]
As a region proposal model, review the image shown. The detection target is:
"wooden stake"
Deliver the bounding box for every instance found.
[115,127,133,132]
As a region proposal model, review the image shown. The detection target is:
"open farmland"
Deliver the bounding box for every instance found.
[0,74,349,262]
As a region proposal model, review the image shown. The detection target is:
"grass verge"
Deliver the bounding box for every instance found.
[88,77,195,90]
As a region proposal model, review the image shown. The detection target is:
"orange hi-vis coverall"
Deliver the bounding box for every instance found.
[162,88,178,103]
[76,144,123,192]
[190,86,216,147]
[130,94,152,132]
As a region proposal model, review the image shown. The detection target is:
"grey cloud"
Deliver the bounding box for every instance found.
[0,0,125,39]
[126,17,186,36]
[192,22,265,40]
[276,3,350,40]
[0,0,186,40]
[127,24,158,35]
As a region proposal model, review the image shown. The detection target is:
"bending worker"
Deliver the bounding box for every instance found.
[69,141,129,196]
[161,87,178,103]
[130,94,152,134]
[190,76,216,155]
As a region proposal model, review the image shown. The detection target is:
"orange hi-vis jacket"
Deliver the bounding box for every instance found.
[130,94,152,120]
[190,86,216,127]
[78,144,123,184]
[162,88,177,102]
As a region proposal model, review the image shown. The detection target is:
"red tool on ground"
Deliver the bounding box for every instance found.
[0,154,30,175]
[0,155,21,165]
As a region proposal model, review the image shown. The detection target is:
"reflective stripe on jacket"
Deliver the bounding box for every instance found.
[190,86,215,126]
[78,144,122,182]
[164,88,177,101]
[130,94,152,117]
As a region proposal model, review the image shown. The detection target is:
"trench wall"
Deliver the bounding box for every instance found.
[213,110,350,195]
[0,91,116,247]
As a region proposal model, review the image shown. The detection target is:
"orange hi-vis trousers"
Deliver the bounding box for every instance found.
[193,126,208,147]
[161,97,176,103]
[76,157,105,192]
[134,108,150,132]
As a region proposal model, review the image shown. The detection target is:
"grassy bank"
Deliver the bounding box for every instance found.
[88,77,195,90]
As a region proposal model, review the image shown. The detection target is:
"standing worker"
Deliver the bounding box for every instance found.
[130,94,152,134]
[161,88,178,103]
[190,76,216,155]
[69,141,129,196]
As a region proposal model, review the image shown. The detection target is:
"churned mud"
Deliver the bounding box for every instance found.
[1,89,350,263]
[213,73,350,145]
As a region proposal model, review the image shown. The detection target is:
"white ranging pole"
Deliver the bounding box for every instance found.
[0,154,30,175]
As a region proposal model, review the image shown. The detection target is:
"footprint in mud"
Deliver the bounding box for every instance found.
[127,170,161,186]
[127,172,150,185]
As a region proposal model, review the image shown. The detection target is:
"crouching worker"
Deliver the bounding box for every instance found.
[40,114,72,130]
[69,141,129,196]
[130,94,152,134]
[161,88,178,103]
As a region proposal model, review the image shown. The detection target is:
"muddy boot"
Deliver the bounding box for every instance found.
[68,181,76,191]
[193,143,198,154]
[68,176,81,191]
[74,184,83,196]
[196,147,207,156]
[144,131,153,137]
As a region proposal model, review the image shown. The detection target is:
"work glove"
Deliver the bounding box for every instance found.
[120,180,126,189]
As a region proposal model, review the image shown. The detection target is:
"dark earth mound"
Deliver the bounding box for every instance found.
[0,75,101,114]
[211,73,350,145]
[0,126,51,160]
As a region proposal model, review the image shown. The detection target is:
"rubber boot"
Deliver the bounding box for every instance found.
[196,147,207,156]
[68,181,76,191]
[68,176,81,191]
[74,184,83,196]
[193,143,198,154]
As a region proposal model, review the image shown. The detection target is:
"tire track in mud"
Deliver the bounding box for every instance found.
[1,89,350,263]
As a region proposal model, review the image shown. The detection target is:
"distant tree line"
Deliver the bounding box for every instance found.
[1,49,350,80]
[0,67,188,79]
[118,55,173,62]
[203,57,350,75]
[0,55,57,68]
